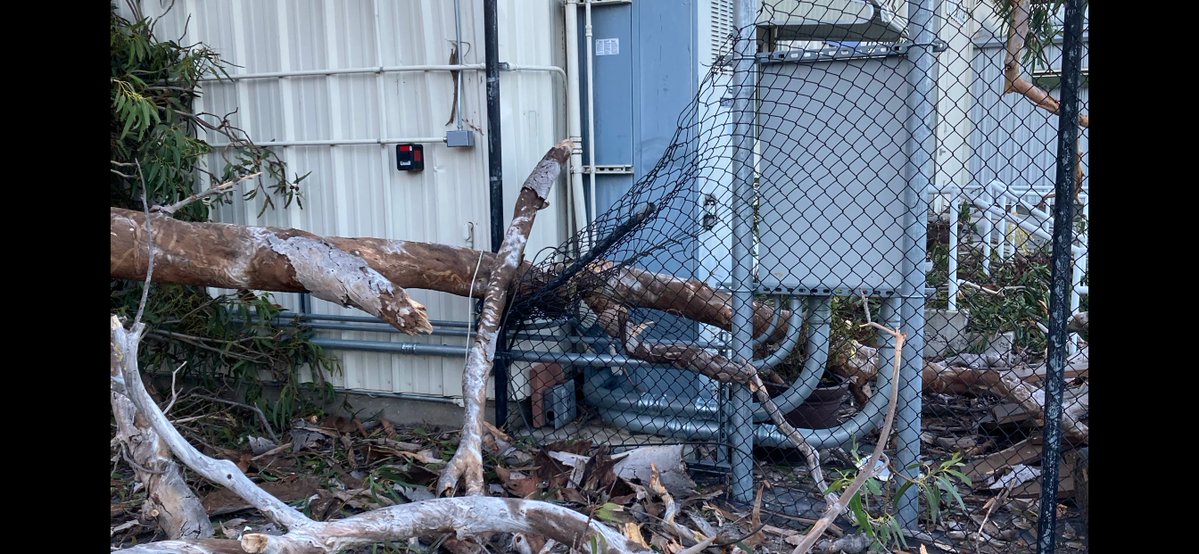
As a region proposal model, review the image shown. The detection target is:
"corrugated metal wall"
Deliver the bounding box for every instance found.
[132,0,568,400]
[970,32,1090,196]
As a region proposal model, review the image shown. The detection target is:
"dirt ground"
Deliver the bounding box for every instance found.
[110,391,1086,553]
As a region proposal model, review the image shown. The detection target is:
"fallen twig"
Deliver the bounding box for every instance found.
[190,393,279,444]
[791,322,907,554]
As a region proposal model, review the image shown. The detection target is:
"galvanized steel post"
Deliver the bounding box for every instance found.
[729,0,758,503]
[1038,1,1085,551]
[898,0,937,528]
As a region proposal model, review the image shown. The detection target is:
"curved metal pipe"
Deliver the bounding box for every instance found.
[275,311,471,327]
[581,297,828,422]
[751,295,803,371]
[593,351,893,450]
[750,295,784,348]
[751,295,830,421]
[583,371,721,418]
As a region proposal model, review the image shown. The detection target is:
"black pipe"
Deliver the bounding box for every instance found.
[1037,1,1085,552]
[483,0,509,429]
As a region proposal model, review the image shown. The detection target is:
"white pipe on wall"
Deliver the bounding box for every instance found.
[947,195,960,311]
[564,0,591,251]
[199,64,565,82]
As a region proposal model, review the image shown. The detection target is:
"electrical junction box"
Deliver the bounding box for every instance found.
[446,129,475,148]
[545,380,577,430]
[757,49,911,293]
[396,144,424,172]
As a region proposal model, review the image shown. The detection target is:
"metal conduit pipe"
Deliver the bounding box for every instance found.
[452,0,464,131]
[598,343,894,450]
[274,311,567,331]
[750,296,804,371]
[311,337,692,370]
[580,297,831,422]
[290,321,609,345]
[750,295,784,348]
[198,64,566,83]
[583,373,722,418]
[275,312,473,327]
[563,0,591,250]
[751,295,831,422]
[311,338,468,357]
[583,0,598,235]
[301,322,472,336]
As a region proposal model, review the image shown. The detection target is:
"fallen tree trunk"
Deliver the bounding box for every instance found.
[114,497,647,554]
[112,315,648,554]
[833,341,1088,443]
[1068,311,1088,334]
[437,139,570,497]
[110,211,793,343]
[110,210,432,335]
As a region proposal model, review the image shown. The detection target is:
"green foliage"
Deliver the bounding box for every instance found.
[827,450,973,553]
[110,3,308,219]
[991,0,1070,71]
[110,3,338,430]
[958,248,1052,354]
[924,200,1093,356]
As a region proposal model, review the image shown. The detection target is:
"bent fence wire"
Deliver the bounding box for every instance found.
[501,1,1088,551]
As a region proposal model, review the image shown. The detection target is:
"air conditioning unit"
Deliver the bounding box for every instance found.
[757,0,908,42]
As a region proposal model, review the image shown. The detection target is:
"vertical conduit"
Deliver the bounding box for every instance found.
[583,0,599,235]
[947,193,960,312]
[729,0,757,503]
[897,0,936,528]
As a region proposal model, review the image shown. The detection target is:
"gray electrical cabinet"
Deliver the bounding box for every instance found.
[757,50,912,293]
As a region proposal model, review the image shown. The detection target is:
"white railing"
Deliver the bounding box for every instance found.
[931,180,1089,352]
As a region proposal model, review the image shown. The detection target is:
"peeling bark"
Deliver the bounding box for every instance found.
[114,539,247,554]
[437,140,572,497]
[114,498,645,554]
[111,209,791,345]
[1068,311,1088,333]
[112,318,315,531]
[111,358,213,539]
[926,360,1088,443]
[110,209,432,335]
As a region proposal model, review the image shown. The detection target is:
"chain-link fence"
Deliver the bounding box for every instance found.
[501,1,1088,551]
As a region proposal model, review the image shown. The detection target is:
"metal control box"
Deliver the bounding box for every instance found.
[757,51,911,293]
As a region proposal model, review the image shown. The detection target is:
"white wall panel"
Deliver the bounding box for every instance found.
[134,0,568,400]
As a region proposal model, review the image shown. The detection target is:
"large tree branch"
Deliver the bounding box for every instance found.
[111,209,432,334]
[437,139,571,497]
[111,316,648,554]
[1002,0,1089,129]
[114,498,645,554]
[110,210,792,343]
[111,368,213,539]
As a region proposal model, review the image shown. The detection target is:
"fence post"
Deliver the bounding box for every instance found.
[897,0,937,528]
[728,0,758,503]
[1038,0,1085,551]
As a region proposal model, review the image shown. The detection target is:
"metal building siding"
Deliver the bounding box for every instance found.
[134,0,567,400]
[970,34,1090,196]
